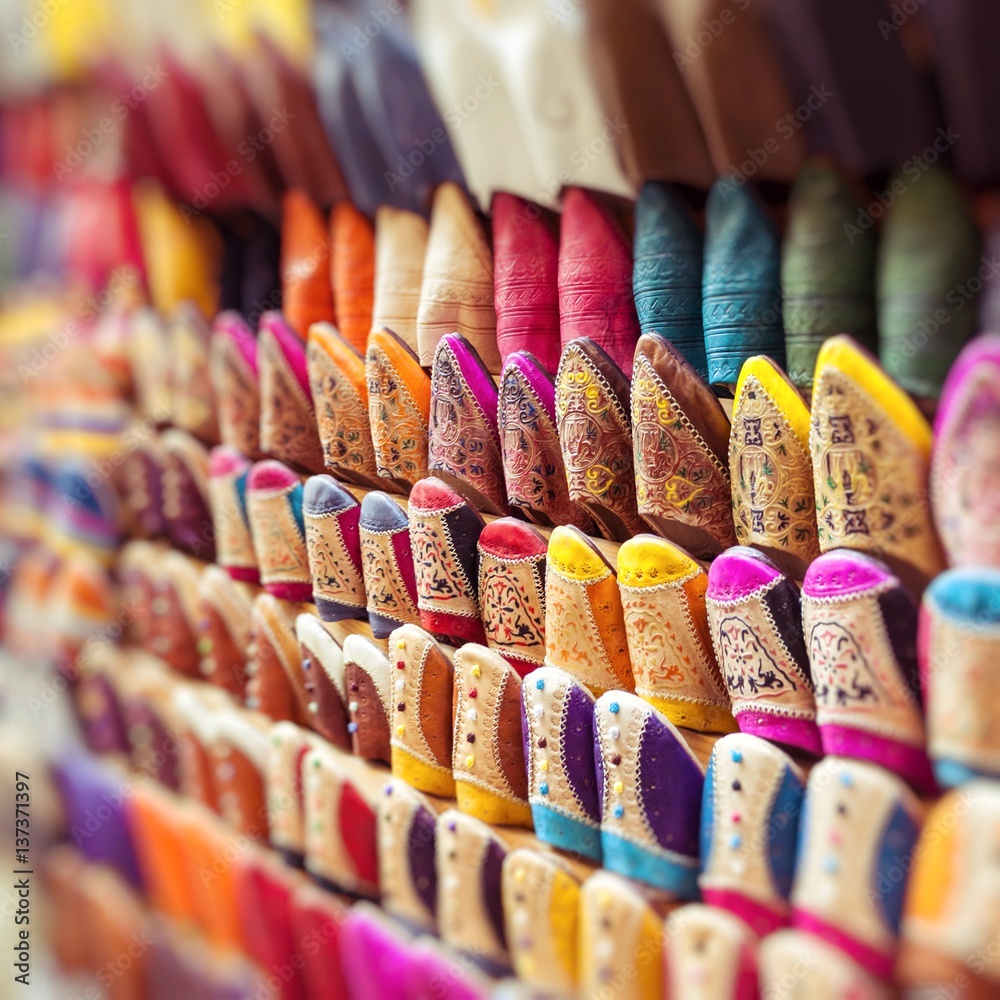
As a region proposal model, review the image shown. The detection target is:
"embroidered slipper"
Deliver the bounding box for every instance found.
[595,691,705,897]
[632,182,708,380]
[377,779,439,933]
[811,334,946,594]
[632,333,735,558]
[160,428,216,562]
[521,666,601,861]
[497,350,594,530]
[706,546,822,755]
[558,188,640,378]
[931,334,1000,568]
[477,518,548,678]
[700,733,806,936]
[359,492,420,639]
[196,564,254,696]
[790,757,921,982]
[408,477,487,645]
[146,549,204,677]
[303,475,367,622]
[203,706,271,840]
[302,742,381,899]
[306,322,382,488]
[803,549,933,792]
[452,643,531,828]
[781,158,877,389]
[703,180,785,388]
[664,904,759,999]
[388,623,456,797]
[921,568,1000,788]
[329,201,375,354]
[246,460,312,602]
[544,525,634,696]
[416,182,500,373]
[578,870,664,1000]
[209,310,262,460]
[169,302,220,444]
[730,354,820,578]
[428,333,508,516]
[618,534,735,733]
[372,205,428,352]
[342,633,393,765]
[258,311,326,473]
[115,433,167,540]
[207,446,258,584]
[435,809,510,973]
[492,193,562,376]
[556,337,647,540]
[502,848,582,994]
[900,781,1000,995]
[366,327,431,493]
[295,613,351,751]
[760,929,890,1000]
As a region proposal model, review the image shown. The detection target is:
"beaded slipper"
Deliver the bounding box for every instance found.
[245,593,308,724]
[760,929,889,1000]
[664,905,759,1000]
[452,643,531,828]
[265,721,318,865]
[594,691,704,897]
[196,564,254,696]
[294,613,351,750]
[342,633,393,765]
[388,623,456,797]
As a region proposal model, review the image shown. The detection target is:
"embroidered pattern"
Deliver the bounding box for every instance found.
[259,332,325,471]
[304,514,366,610]
[247,486,310,586]
[555,345,645,537]
[631,354,735,547]
[360,526,419,628]
[730,375,818,562]
[366,341,428,489]
[498,363,590,529]
[478,551,547,670]
[620,581,728,706]
[811,370,940,576]
[428,343,507,512]
[410,505,480,620]
[207,471,256,574]
[307,341,380,484]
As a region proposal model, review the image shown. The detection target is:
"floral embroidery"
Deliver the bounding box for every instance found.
[478,552,546,669]
[304,515,366,610]
[632,353,735,548]
[307,342,380,484]
[210,336,260,457]
[410,506,480,620]
[259,332,325,471]
[366,341,428,489]
[360,527,419,626]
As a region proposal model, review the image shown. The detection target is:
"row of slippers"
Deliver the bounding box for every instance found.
[119,304,1000,592]
[116,439,1000,798]
[65,646,1000,995]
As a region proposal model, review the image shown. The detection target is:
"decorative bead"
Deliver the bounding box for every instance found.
[729,834,742,849]
[539,759,548,771]
[396,660,405,669]
[608,726,620,740]
[308,701,318,713]
[302,656,312,671]
[840,772,854,788]
[613,780,624,794]
[465,755,475,768]
[395,679,405,692]
[538,737,547,748]
[609,701,620,714]
[468,687,478,698]
[197,637,213,655]
[732,780,742,791]
[466,708,477,721]
[539,782,549,795]
[535,678,545,690]
[396,724,405,735]
[350,682,359,692]
[312,758,322,769]
[532,704,543,719]
[822,856,840,874]
[731,749,743,763]
[731,812,741,823]
[349,701,359,711]
[613,805,624,818]
[384,785,394,796]
[611,754,622,766]
[397,702,406,711]
[471,665,481,677]
[348,722,358,733]
[466,733,475,743]
[396,639,406,649]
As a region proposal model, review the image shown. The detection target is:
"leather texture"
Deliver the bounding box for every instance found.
[295,613,351,750]
[372,206,428,351]
[280,190,335,340]
[359,492,421,639]
[343,633,393,764]
[207,446,258,584]
[209,311,262,460]
[329,201,375,354]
